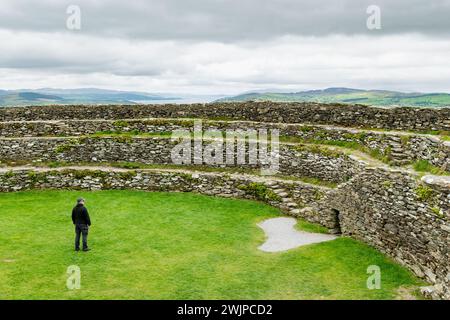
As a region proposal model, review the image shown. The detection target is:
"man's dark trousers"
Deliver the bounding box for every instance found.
[75,224,89,251]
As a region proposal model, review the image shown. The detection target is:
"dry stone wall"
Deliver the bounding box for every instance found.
[1,102,449,131]
[325,168,450,299]
[0,167,332,226]
[0,137,363,183]
[1,118,448,170]
[0,119,193,137]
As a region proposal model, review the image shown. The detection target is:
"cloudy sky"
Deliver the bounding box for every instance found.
[0,0,449,94]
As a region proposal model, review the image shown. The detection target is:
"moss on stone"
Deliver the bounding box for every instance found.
[298,125,315,132]
[27,171,49,184]
[382,180,393,189]
[342,132,367,141]
[179,173,196,182]
[413,160,449,175]
[4,170,15,178]
[293,144,344,159]
[117,171,137,180]
[55,139,79,153]
[430,206,444,219]
[415,184,435,202]
[400,135,411,145]
[238,182,281,202]
[112,120,130,128]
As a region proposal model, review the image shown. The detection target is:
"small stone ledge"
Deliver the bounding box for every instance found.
[422,175,450,189]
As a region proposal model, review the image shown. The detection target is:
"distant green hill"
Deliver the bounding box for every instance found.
[217,88,450,108]
[0,88,180,106]
[0,92,64,106]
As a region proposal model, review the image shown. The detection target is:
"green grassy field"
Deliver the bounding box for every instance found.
[0,190,422,299]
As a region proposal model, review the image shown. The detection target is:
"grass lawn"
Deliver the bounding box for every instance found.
[0,190,422,299]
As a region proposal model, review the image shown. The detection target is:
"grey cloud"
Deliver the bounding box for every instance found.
[0,0,449,41]
[0,1,449,94]
[1,31,449,93]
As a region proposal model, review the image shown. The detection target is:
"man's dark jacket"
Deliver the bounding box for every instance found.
[72,204,91,226]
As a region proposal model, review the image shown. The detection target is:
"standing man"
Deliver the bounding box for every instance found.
[72,198,91,252]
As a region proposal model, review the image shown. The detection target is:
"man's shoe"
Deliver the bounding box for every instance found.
[82,248,91,252]
[75,248,80,251]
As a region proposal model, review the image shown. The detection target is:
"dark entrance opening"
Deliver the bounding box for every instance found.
[331,209,342,235]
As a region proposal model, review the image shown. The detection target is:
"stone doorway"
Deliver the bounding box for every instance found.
[331,209,342,235]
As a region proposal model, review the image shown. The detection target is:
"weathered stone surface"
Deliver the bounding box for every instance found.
[0,137,363,183]
[326,168,449,300]
[1,102,449,131]
[0,116,448,169]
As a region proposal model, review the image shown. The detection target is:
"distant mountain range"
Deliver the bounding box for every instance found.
[216,87,450,108]
[2,87,450,108]
[0,88,182,106]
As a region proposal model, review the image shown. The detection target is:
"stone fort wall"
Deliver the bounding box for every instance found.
[0,103,448,299]
[0,137,363,183]
[0,102,449,130]
[0,118,449,169]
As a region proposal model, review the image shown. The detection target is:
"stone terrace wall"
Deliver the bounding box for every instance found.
[1,119,448,169]
[0,168,334,227]
[0,118,195,137]
[324,168,450,299]
[289,127,450,169]
[0,137,363,183]
[1,102,449,131]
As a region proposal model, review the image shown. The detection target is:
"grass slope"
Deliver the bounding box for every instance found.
[0,190,422,299]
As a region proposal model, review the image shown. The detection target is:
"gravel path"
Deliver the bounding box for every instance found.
[258,217,337,252]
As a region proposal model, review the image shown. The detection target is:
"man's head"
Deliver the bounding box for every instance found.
[77,198,85,205]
